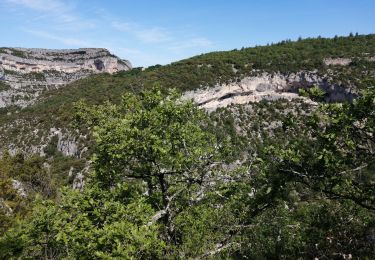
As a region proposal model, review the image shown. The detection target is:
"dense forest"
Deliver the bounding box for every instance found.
[0,35,374,258]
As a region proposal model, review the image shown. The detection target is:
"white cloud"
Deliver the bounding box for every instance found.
[3,0,215,66]
[25,29,91,46]
[117,47,142,55]
[168,37,214,51]
[112,21,214,52]
[137,27,171,43]
[114,47,172,67]
[111,21,133,31]
[5,0,95,30]
[5,0,67,12]
[111,21,172,43]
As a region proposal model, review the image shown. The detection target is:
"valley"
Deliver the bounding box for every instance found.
[0,34,374,259]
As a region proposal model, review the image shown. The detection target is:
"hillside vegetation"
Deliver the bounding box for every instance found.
[1,34,374,136]
[1,86,374,258]
[0,34,374,258]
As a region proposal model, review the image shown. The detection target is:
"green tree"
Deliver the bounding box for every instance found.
[258,87,375,258]
[1,88,229,258]
[0,183,165,259]
[74,87,223,243]
[279,87,375,209]
[0,151,56,236]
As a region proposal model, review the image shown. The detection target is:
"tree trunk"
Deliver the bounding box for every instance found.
[158,174,174,243]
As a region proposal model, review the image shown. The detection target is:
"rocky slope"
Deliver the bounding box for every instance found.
[0,48,131,107]
[0,70,355,157]
[0,35,373,157]
[183,71,356,111]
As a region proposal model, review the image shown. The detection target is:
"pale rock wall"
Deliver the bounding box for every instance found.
[0,48,131,74]
[183,72,355,111]
[323,58,352,66]
[0,48,132,108]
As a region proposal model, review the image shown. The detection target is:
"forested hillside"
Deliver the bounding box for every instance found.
[0,34,374,258]
[1,35,374,150]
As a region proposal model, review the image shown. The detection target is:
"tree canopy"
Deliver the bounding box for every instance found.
[0,87,374,259]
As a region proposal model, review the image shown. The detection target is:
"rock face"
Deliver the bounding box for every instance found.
[0,48,131,74]
[323,58,352,66]
[0,48,132,107]
[183,72,356,111]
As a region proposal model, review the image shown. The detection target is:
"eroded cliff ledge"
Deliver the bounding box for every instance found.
[0,48,132,108]
[183,71,356,112]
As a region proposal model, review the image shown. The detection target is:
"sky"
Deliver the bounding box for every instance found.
[0,0,374,67]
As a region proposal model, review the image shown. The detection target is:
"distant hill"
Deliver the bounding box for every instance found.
[0,47,131,108]
[0,35,374,259]
[0,34,373,167]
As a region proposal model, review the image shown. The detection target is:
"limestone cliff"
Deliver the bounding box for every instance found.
[183,72,356,112]
[0,48,132,108]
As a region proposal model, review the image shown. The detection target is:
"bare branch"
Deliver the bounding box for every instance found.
[195,241,240,259]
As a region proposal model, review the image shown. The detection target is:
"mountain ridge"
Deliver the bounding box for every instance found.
[0,34,374,157]
[0,34,374,258]
[0,47,131,108]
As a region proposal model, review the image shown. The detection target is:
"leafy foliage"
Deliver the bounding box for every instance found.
[0,184,165,259]
[0,151,56,236]
[298,85,327,101]
[0,36,374,259]
[1,34,374,152]
[73,88,224,245]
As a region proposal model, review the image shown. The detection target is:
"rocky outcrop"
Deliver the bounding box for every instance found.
[0,48,132,107]
[323,58,352,66]
[183,72,356,111]
[12,179,27,198]
[0,48,131,74]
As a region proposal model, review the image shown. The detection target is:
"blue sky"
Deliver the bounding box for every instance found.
[0,0,374,67]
